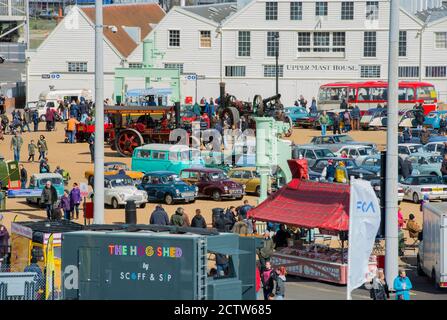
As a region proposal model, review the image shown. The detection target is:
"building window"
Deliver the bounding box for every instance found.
[360,65,381,78]
[264,65,284,77]
[164,63,184,74]
[313,32,330,52]
[290,2,302,20]
[399,66,419,78]
[363,31,376,57]
[199,31,211,48]
[68,62,87,73]
[169,30,180,47]
[298,32,345,53]
[315,2,328,16]
[265,2,278,20]
[238,31,250,57]
[297,32,311,52]
[435,32,447,49]
[267,31,279,57]
[425,66,447,77]
[399,31,407,57]
[225,66,246,77]
[341,2,354,20]
[129,63,142,69]
[332,32,346,52]
[366,1,379,20]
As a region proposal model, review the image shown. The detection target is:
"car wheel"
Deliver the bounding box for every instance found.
[417,255,424,276]
[39,115,46,122]
[256,186,261,197]
[212,190,221,201]
[164,194,173,205]
[139,203,146,209]
[111,198,119,209]
[413,192,420,204]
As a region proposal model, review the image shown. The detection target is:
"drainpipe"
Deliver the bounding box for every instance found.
[418,24,426,82]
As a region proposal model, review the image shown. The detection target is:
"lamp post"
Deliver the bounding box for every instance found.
[93,0,104,224]
[274,33,279,96]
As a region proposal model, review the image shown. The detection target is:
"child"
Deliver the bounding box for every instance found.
[28,139,37,162]
[60,190,71,220]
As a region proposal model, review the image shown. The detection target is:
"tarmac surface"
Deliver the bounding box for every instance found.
[0,121,446,299]
[0,62,25,83]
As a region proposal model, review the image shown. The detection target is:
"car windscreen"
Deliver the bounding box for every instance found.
[41,178,62,185]
[334,135,353,143]
[408,145,423,153]
[314,149,335,158]
[161,174,181,183]
[110,178,133,187]
[358,147,374,156]
[209,172,228,181]
[417,176,442,185]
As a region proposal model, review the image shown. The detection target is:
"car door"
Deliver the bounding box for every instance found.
[197,172,212,196]
[141,175,157,200]
[243,171,256,193]
[104,180,112,205]
[401,177,414,199]
[229,170,244,185]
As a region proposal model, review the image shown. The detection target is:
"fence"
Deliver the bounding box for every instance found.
[0,42,26,62]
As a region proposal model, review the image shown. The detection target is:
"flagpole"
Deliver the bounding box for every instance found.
[347,175,354,300]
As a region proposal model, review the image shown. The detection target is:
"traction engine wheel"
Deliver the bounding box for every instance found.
[115,128,144,157]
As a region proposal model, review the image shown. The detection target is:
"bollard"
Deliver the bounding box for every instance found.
[125,199,137,224]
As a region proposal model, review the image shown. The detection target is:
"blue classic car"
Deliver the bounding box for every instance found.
[284,106,309,124]
[137,171,198,205]
[423,110,447,129]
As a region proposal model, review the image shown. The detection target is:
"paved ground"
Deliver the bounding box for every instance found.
[0,120,445,299]
[0,62,25,83]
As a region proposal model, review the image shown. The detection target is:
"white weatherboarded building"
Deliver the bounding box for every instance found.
[139,0,447,105]
[26,3,165,102]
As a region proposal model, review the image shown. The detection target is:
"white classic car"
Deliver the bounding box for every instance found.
[334,144,378,165]
[399,175,447,203]
[104,174,148,209]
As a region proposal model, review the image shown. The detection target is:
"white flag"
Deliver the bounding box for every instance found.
[347,178,381,300]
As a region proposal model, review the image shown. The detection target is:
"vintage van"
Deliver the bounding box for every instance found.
[26,173,65,205]
[131,144,204,174]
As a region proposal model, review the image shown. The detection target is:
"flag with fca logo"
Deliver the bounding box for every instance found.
[347,178,381,300]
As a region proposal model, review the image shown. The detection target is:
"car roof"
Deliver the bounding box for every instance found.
[315,157,356,162]
[294,145,331,150]
[104,174,132,181]
[229,167,256,171]
[181,167,223,173]
[398,143,422,146]
[337,144,371,149]
[104,162,127,166]
[144,171,177,176]
[31,173,63,179]
[311,134,349,138]
[136,144,199,152]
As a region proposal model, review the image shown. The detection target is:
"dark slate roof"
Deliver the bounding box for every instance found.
[181,2,238,24]
[414,5,447,24]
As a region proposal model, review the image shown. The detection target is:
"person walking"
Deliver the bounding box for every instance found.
[45,107,54,131]
[369,269,390,300]
[0,214,10,261]
[439,115,447,136]
[149,204,170,225]
[351,105,361,130]
[340,98,348,110]
[32,109,39,132]
[39,158,50,173]
[41,181,58,220]
[66,115,79,144]
[318,111,329,136]
[393,269,413,300]
[69,183,81,220]
[332,114,341,135]
[274,266,287,300]
[28,139,37,162]
[60,190,71,220]
[191,209,207,228]
[22,108,31,132]
[343,110,351,132]
[10,131,23,162]
[261,261,275,300]
[19,164,27,189]
[257,231,275,270]
[37,135,48,160]
[88,133,95,163]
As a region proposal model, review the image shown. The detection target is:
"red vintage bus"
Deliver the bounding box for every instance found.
[317,81,437,114]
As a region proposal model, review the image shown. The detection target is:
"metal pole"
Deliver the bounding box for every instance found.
[275,46,279,96]
[25,0,29,51]
[93,0,104,224]
[385,0,400,289]
[418,25,424,82]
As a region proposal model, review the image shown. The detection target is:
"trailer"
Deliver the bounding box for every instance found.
[417,202,447,289]
[62,225,262,300]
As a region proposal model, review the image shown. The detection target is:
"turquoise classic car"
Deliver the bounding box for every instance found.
[131,144,204,174]
[284,106,309,124]
[423,110,447,129]
[26,173,65,205]
[407,153,443,176]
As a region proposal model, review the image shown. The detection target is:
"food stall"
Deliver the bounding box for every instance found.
[249,162,377,285]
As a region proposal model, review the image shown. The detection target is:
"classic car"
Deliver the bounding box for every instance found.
[104,174,148,209]
[309,134,377,152]
[397,143,425,158]
[309,158,379,181]
[358,155,381,175]
[424,141,446,155]
[295,112,319,128]
[399,175,447,203]
[423,110,447,129]
[291,145,336,167]
[334,144,378,165]
[284,106,309,124]
[85,161,144,186]
[360,108,387,130]
[398,109,418,128]
[227,167,275,195]
[406,153,443,177]
[137,171,197,205]
[26,173,65,205]
[180,168,245,201]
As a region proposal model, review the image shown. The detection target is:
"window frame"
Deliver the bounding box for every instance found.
[199,30,212,49]
[435,32,447,49]
[263,64,284,77]
[365,1,379,20]
[266,31,279,57]
[164,63,184,74]
[225,66,246,77]
[341,1,354,20]
[168,29,181,48]
[238,31,251,57]
[363,31,377,57]
[398,66,419,78]
[315,1,328,16]
[265,1,278,20]
[425,66,447,78]
[67,61,87,73]
[290,1,303,20]
[399,30,407,57]
[360,65,381,78]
